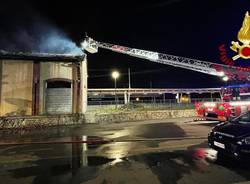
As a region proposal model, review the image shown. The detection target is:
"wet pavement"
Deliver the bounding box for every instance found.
[1,118,250,184]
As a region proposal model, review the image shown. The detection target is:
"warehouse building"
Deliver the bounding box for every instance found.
[0,51,87,116]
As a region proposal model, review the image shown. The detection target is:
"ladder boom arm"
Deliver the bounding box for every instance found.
[94,40,221,76]
[82,37,249,78]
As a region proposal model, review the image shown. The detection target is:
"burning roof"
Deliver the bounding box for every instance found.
[0,50,85,62]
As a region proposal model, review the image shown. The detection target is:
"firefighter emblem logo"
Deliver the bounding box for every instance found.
[230,11,250,60]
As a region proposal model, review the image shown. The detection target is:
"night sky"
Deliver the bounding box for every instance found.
[0,0,250,88]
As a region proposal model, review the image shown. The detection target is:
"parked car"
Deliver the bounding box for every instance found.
[208,111,250,159]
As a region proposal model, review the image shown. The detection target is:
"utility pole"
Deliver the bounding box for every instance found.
[128,68,131,89]
[150,81,153,103]
[115,77,117,108]
[128,68,131,104]
[112,71,120,109]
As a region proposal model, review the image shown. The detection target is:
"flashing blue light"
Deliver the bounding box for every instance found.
[222,83,250,89]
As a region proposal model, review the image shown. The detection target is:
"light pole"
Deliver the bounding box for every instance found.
[112,71,120,109]
[222,75,229,100]
[128,68,131,104]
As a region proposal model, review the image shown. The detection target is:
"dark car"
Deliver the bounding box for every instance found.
[208,111,250,159]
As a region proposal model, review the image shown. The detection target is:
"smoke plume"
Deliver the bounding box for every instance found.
[0,1,83,55]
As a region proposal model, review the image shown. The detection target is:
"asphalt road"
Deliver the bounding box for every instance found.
[0,118,250,184]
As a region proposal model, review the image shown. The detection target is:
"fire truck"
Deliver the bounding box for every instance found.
[81,37,250,121]
[195,85,250,121]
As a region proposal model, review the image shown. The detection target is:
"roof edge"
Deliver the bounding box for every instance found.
[0,50,86,62]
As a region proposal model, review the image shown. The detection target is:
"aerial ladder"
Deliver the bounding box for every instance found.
[81,37,250,120]
[81,37,250,81]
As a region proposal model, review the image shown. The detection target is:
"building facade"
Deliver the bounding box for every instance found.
[0,52,87,116]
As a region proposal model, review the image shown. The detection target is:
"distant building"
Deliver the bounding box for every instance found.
[0,51,87,116]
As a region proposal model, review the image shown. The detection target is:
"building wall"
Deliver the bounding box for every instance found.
[0,57,88,117]
[0,60,33,116]
[39,62,73,114]
[80,58,88,113]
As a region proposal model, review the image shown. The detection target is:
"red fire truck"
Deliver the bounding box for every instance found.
[81,36,250,122]
[195,85,250,121]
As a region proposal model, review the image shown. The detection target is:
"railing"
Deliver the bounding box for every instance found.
[87,98,221,111]
[88,98,220,105]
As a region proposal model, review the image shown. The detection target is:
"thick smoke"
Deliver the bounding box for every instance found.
[0,1,83,55]
[37,25,83,55]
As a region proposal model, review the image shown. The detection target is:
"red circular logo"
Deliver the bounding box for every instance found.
[241,46,250,57]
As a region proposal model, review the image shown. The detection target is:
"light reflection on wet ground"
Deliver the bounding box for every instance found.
[1,137,250,184]
[1,121,250,184]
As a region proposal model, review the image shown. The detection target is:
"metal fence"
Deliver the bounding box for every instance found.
[88,98,220,106]
[87,98,221,111]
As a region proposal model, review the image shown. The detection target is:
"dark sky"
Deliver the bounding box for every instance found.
[0,0,250,88]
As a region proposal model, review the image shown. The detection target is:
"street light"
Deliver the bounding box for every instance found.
[112,71,120,80]
[222,76,229,82]
[218,71,225,77]
[112,71,120,108]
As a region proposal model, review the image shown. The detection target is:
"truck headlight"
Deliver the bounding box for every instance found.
[244,137,250,144]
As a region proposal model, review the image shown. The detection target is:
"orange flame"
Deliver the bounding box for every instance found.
[238,11,250,44]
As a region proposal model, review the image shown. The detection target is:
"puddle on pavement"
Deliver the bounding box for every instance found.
[6,136,117,184]
[3,136,250,184]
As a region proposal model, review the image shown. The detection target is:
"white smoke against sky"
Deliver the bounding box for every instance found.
[38,26,83,55]
[0,1,83,55]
